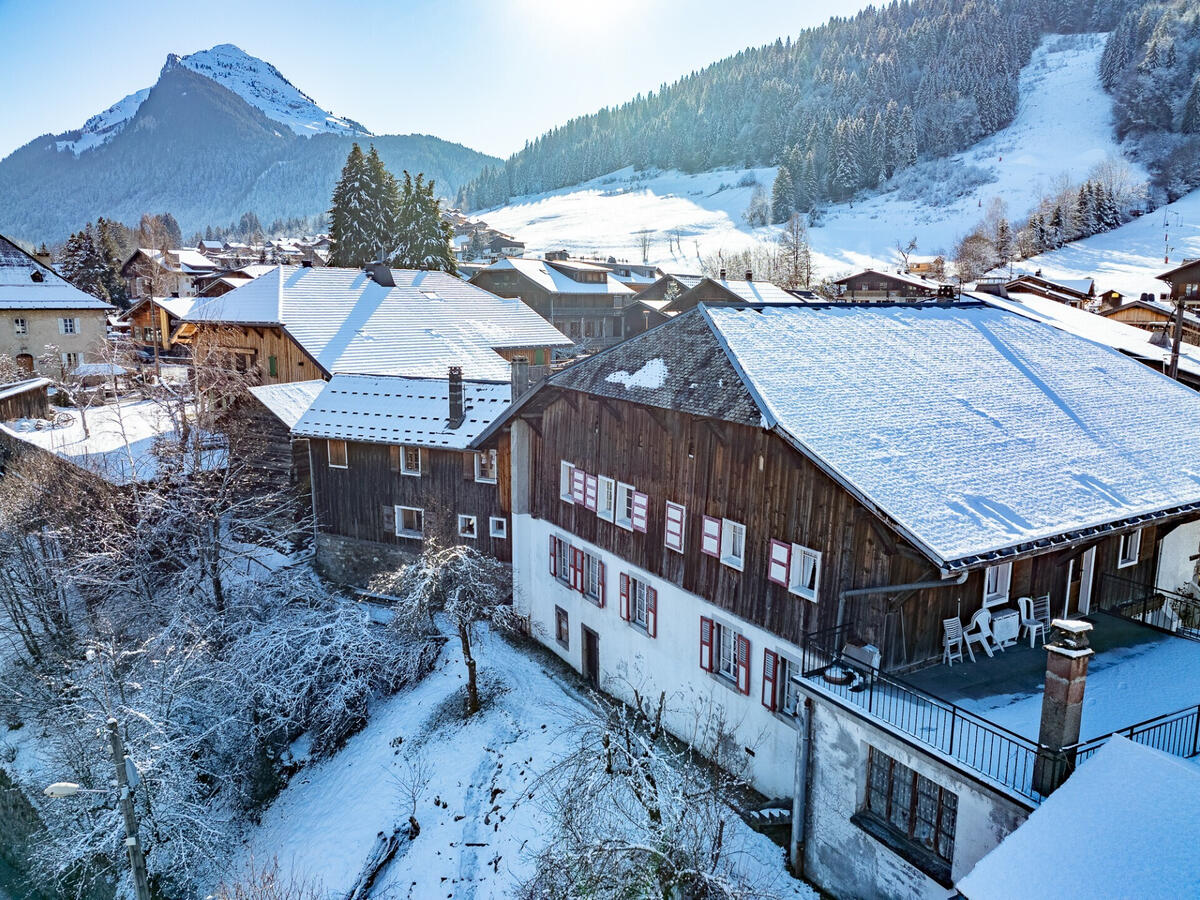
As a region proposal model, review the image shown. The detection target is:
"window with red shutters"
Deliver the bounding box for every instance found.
[571,547,585,592]
[699,616,714,671]
[582,552,604,606]
[761,649,779,710]
[549,535,558,577]
[736,634,751,695]
[631,491,649,533]
[664,502,686,552]
[571,467,587,504]
[768,540,792,586]
[701,516,722,557]
[620,573,631,621]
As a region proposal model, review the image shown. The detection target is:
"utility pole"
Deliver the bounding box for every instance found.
[1169,287,1186,382]
[107,718,152,900]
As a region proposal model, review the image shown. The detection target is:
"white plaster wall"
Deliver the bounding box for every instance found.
[801,696,1029,900]
[1157,520,1200,594]
[514,512,802,799]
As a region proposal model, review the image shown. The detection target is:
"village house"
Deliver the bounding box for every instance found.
[176,263,569,385]
[469,256,636,349]
[121,247,222,301]
[473,299,1200,899]
[833,268,945,300]
[243,379,326,496]
[1004,272,1095,307]
[1,234,113,376]
[123,295,196,361]
[1100,296,1200,347]
[624,271,799,337]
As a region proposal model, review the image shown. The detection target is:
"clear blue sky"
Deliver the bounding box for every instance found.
[0,0,874,161]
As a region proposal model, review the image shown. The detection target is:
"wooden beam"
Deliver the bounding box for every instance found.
[864,512,898,556]
[598,397,624,423]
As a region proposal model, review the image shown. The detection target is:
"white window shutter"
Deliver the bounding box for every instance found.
[701,516,722,557]
[585,474,598,511]
[768,540,792,586]
[571,468,587,504]
[631,492,649,533]
[699,616,714,671]
[664,502,686,552]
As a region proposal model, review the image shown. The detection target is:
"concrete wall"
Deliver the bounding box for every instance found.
[799,693,1030,899]
[0,309,108,376]
[514,511,803,799]
[314,531,415,586]
[1157,520,1200,593]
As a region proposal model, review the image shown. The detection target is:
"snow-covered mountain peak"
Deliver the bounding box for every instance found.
[57,44,371,156]
[177,44,372,138]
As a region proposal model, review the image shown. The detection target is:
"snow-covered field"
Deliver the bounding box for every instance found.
[479,33,1156,280]
[241,629,814,898]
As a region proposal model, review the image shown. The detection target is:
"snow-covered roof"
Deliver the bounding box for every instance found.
[956,737,1200,900]
[834,268,943,291]
[484,257,634,295]
[702,303,1200,568]
[0,377,51,403]
[705,278,797,305]
[0,235,112,310]
[72,363,129,377]
[981,291,1200,381]
[1102,298,1200,329]
[176,248,218,272]
[0,399,222,484]
[248,380,326,429]
[294,374,511,449]
[183,266,570,381]
[129,295,197,319]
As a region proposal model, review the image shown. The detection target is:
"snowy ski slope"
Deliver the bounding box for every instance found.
[480,33,1150,279]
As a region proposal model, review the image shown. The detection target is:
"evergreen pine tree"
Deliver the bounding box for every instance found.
[771,167,795,224]
[1048,206,1065,249]
[995,218,1013,264]
[365,145,402,260]
[329,144,376,267]
[393,172,457,274]
[1182,74,1200,135]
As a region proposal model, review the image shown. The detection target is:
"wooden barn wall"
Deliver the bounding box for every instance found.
[0,387,49,422]
[310,435,512,563]
[192,325,324,385]
[527,391,1170,670]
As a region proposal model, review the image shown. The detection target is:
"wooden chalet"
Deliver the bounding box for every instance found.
[295,365,529,582]
[175,263,570,385]
[244,380,325,494]
[1101,298,1200,347]
[834,268,943,300]
[469,256,636,349]
[121,248,219,301]
[0,377,50,422]
[124,296,195,359]
[1005,273,1095,308]
[624,272,797,338]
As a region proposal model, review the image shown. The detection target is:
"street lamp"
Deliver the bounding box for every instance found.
[44,718,152,900]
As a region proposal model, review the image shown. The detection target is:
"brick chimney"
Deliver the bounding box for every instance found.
[448,366,465,429]
[1033,619,1094,796]
[510,355,530,400]
[719,267,727,280]
[745,269,753,281]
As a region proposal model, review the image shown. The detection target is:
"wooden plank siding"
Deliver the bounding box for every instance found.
[188,324,325,385]
[310,435,512,563]
[526,389,1164,670]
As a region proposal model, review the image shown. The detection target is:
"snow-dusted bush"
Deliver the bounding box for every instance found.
[893,158,995,206]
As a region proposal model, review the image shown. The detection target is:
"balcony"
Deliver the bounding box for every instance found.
[800,612,1200,805]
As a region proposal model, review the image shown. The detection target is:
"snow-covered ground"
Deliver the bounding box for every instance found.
[479,33,1149,279]
[241,629,814,898]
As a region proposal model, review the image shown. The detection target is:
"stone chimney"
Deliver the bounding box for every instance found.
[745,269,753,281]
[366,260,395,287]
[510,355,530,400]
[1033,619,1094,796]
[448,366,465,429]
[719,267,727,280]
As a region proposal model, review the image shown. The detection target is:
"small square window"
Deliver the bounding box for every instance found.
[327,439,348,468]
[61,352,80,371]
[720,519,745,570]
[1118,529,1142,568]
[597,475,616,522]
[489,516,507,539]
[59,317,77,335]
[554,606,570,649]
[616,482,635,530]
[458,515,477,539]
[475,449,499,483]
[789,545,821,601]
[395,506,424,539]
[401,445,421,476]
[560,461,575,503]
[13,317,27,335]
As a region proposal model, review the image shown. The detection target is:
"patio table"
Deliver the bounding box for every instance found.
[991,608,1021,649]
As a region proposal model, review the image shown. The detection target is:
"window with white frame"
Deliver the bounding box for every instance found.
[395,506,424,539]
[720,519,746,570]
[597,475,616,521]
[983,561,1012,605]
[61,352,79,371]
[560,461,575,502]
[550,535,572,587]
[13,317,27,335]
[1118,529,1142,568]
[327,439,348,468]
[583,551,605,606]
[475,449,498,483]
[763,652,803,716]
[616,482,636,530]
[621,574,656,635]
[790,545,821,601]
[699,616,750,693]
[554,606,569,648]
[664,502,686,553]
[400,445,421,476]
[58,317,78,335]
[457,515,477,539]
[489,517,507,539]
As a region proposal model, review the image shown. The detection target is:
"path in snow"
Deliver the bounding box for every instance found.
[240,629,815,898]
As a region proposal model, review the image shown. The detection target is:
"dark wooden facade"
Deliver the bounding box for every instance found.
[835,271,938,300]
[176,324,327,384]
[0,379,50,421]
[470,267,628,348]
[310,435,513,563]
[522,388,1162,670]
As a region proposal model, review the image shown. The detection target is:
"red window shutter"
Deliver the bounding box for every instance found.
[699,616,714,671]
[619,573,630,621]
[585,474,598,511]
[646,587,658,638]
[767,540,792,586]
[736,634,751,695]
[761,649,779,710]
[549,536,558,576]
[597,560,606,607]
[571,468,587,504]
[572,548,585,592]
[664,502,685,552]
[631,492,649,533]
[701,516,722,557]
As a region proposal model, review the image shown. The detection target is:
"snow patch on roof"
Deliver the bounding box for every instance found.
[248,380,326,429]
[605,358,668,390]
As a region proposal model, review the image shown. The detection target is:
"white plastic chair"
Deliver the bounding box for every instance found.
[1032,594,1053,634]
[963,608,996,661]
[1017,595,1046,648]
[942,617,965,666]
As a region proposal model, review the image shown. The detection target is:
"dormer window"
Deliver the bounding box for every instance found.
[30,271,44,283]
